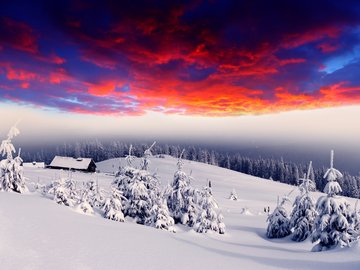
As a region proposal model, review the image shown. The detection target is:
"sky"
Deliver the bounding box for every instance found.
[1,0,360,170]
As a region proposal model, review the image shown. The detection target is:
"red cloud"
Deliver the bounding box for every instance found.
[6,67,38,81]
[48,54,66,65]
[278,58,306,66]
[0,17,38,54]
[319,82,360,103]
[20,82,30,89]
[317,42,340,53]
[81,48,118,69]
[49,68,71,84]
[1,62,74,88]
[282,26,341,49]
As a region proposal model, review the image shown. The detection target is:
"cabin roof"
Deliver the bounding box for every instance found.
[49,156,95,170]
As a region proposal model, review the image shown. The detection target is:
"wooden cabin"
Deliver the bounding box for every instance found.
[48,156,96,172]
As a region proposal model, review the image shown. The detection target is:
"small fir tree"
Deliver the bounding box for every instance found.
[229,189,238,201]
[0,124,27,193]
[312,150,353,251]
[290,161,316,242]
[182,192,198,226]
[349,201,360,243]
[266,195,291,238]
[76,189,94,215]
[141,141,156,171]
[113,144,137,201]
[48,177,76,207]
[195,186,226,234]
[146,196,176,232]
[121,144,161,224]
[84,178,104,208]
[125,170,152,223]
[65,175,78,202]
[168,150,199,226]
[103,187,125,222]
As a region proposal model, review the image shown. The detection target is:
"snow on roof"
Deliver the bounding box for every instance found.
[23,162,45,168]
[49,156,95,170]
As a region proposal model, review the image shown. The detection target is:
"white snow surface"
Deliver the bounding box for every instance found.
[0,155,359,270]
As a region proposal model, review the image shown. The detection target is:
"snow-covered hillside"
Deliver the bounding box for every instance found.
[0,156,359,270]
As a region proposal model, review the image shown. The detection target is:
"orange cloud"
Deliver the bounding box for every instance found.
[87,80,129,96]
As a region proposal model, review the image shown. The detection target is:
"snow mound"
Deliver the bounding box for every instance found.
[239,207,254,216]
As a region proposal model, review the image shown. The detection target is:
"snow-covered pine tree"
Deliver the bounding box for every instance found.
[290,161,316,242]
[83,178,105,208]
[183,193,198,227]
[349,201,360,243]
[312,150,353,251]
[103,187,125,222]
[48,177,76,207]
[12,148,26,193]
[141,141,156,171]
[65,175,78,202]
[125,170,152,223]
[0,124,27,193]
[113,144,136,197]
[167,150,199,226]
[125,144,135,167]
[146,195,175,232]
[121,144,161,224]
[168,151,188,221]
[195,186,225,234]
[229,189,238,201]
[76,189,94,215]
[266,195,291,238]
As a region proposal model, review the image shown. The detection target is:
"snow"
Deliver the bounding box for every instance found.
[23,162,45,169]
[49,156,94,170]
[0,155,359,269]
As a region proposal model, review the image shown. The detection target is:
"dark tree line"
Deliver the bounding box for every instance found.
[21,140,360,199]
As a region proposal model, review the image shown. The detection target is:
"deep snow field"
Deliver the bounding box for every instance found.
[0,155,359,270]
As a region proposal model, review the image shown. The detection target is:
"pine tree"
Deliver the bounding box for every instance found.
[48,177,76,207]
[0,124,27,193]
[266,195,291,238]
[146,196,175,232]
[76,189,94,215]
[167,150,199,226]
[229,189,238,201]
[141,141,156,171]
[103,187,125,222]
[123,144,160,224]
[65,175,78,202]
[83,178,105,208]
[195,186,225,234]
[312,150,353,251]
[290,161,316,242]
[182,193,198,226]
[349,201,360,243]
[126,170,152,223]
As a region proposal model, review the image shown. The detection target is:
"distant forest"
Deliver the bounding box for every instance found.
[21,140,360,199]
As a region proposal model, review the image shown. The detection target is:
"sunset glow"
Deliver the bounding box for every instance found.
[1,1,360,116]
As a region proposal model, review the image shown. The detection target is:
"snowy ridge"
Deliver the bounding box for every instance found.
[0,155,359,269]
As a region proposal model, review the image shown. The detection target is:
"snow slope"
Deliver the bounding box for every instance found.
[0,155,359,270]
